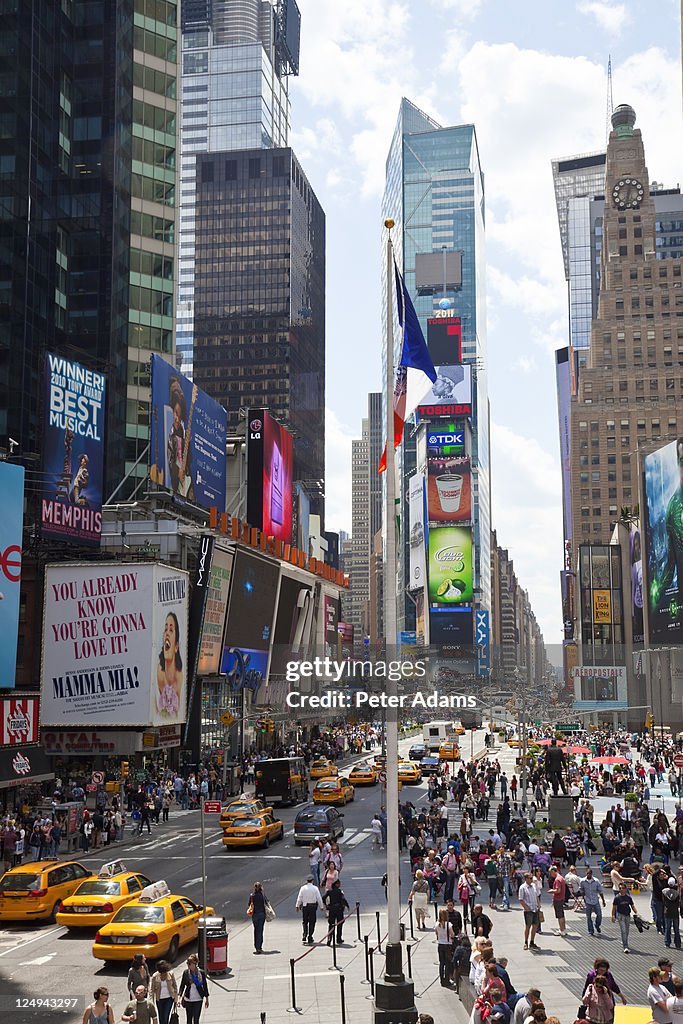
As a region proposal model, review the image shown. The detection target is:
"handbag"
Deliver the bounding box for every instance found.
[412,891,429,910]
[539,910,545,923]
[265,900,276,923]
[247,905,254,917]
[169,1010,179,1024]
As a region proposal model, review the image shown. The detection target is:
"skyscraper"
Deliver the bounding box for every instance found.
[176,0,294,374]
[345,392,383,637]
[382,98,491,642]
[0,0,178,501]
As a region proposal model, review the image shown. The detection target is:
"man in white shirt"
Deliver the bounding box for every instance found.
[518,871,541,950]
[296,876,324,944]
[564,865,582,897]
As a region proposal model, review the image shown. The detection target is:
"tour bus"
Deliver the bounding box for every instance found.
[254,757,308,806]
[422,720,458,752]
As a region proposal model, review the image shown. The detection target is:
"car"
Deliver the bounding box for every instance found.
[408,744,428,761]
[438,741,460,761]
[454,725,466,735]
[219,798,273,829]
[0,860,93,923]
[348,764,378,786]
[293,804,345,845]
[310,758,338,779]
[92,880,214,962]
[222,813,284,848]
[56,861,151,929]
[397,762,422,784]
[419,755,441,773]
[313,777,355,805]
[507,738,521,748]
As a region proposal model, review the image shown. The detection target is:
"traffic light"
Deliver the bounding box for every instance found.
[645,711,653,730]
[121,761,129,778]
[257,719,266,733]
[267,720,274,734]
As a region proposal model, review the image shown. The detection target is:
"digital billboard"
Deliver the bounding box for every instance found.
[324,594,339,652]
[427,526,473,607]
[570,665,627,709]
[222,549,279,654]
[426,317,462,364]
[197,544,234,676]
[41,563,189,727]
[247,409,294,543]
[408,473,427,591]
[628,522,644,645]
[269,572,313,676]
[0,463,23,690]
[149,355,228,512]
[41,354,105,546]
[429,607,473,650]
[427,455,471,524]
[417,364,472,412]
[644,439,683,644]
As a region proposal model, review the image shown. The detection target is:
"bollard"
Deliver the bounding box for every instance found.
[362,934,370,984]
[261,1015,266,1024]
[409,900,415,939]
[339,974,347,1024]
[369,946,375,996]
[376,910,382,951]
[356,901,361,941]
[406,944,412,979]
[287,957,300,1013]
[330,924,339,971]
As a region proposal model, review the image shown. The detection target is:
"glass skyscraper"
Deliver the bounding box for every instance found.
[176,0,293,374]
[382,98,491,636]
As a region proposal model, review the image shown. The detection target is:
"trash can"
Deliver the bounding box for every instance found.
[197,915,228,975]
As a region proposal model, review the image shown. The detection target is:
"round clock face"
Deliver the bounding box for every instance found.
[612,177,645,209]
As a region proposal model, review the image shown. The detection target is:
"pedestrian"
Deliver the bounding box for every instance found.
[295,874,324,944]
[121,986,158,1024]
[138,802,152,835]
[582,959,627,1009]
[648,966,674,1024]
[435,908,455,987]
[324,878,349,945]
[611,880,635,953]
[82,987,114,1024]
[484,856,499,908]
[663,877,682,950]
[128,953,151,998]
[150,962,178,1024]
[178,954,209,1024]
[579,868,606,936]
[518,871,540,951]
[308,841,322,886]
[408,870,430,930]
[247,881,269,954]
[666,979,683,1024]
[162,793,171,823]
[548,866,567,938]
[582,975,615,1024]
[371,813,384,850]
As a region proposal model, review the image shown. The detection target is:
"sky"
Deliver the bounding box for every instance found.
[287,0,683,646]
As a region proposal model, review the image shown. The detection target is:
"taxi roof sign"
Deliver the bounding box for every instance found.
[139,880,171,903]
[98,860,127,879]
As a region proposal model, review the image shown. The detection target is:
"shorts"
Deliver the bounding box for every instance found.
[523,910,540,927]
[553,901,565,919]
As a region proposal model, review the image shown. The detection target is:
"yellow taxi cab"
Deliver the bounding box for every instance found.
[56,861,152,929]
[454,725,466,735]
[507,737,521,748]
[312,777,355,805]
[310,758,338,779]
[219,798,273,830]
[348,764,378,786]
[397,762,422,784]
[222,812,284,848]
[92,880,214,962]
[0,859,93,923]
[438,741,460,761]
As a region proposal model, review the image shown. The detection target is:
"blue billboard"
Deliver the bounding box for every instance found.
[0,463,24,689]
[149,355,227,512]
[41,354,106,546]
[475,609,490,676]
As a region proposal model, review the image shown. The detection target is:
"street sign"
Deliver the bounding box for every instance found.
[378,770,387,785]
[556,722,581,733]
[91,770,104,784]
[674,753,683,769]
[220,711,235,728]
[203,800,222,814]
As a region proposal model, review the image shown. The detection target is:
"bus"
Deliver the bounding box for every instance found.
[422,720,458,752]
[254,757,308,806]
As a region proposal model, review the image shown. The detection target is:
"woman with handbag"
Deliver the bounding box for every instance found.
[408,870,430,930]
[582,975,616,1024]
[150,961,179,1024]
[178,954,208,1024]
[247,881,275,954]
[435,908,456,987]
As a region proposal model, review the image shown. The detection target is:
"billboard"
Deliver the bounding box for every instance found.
[41,563,189,727]
[427,526,473,607]
[247,409,294,543]
[149,355,227,512]
[556,348,573,544]
[41,354,105,546]
[430,607,473,650]
[408,474,427,591]
[644,439,683,644]
[223,549,279,654]
[593,590,611,624]
[270,572,314,676]
[0,696,38,746]
[570,665,627,709]
[418,364,472,411]
[324,594,339,652]
[197,544,234,676]
[0,463,24,690]
[427,455,471,524]
[628,522,644,645]
[426,316,462,364]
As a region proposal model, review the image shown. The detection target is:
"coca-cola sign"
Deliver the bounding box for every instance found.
[0,697,39,746]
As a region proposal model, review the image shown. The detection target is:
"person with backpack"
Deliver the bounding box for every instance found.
[663,877,682,950]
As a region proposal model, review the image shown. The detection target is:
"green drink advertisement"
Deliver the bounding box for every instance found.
[428,526,473,606]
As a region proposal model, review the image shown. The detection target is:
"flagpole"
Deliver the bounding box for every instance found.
[374,219,417,1023]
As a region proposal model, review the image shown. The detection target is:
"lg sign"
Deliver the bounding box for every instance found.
[0,545,21,583]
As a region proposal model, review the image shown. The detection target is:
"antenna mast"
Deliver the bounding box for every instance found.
[606,55,614,144]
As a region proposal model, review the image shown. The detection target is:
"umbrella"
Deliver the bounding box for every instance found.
[569,745,591,755]
[535,738,566,746]
[590,755,629,765]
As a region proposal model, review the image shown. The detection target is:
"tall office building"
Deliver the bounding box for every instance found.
[345,393,383,637]
[176,0,294,374]
[192,146,325,514]
[382,98,491,643]
[0,0,178,500]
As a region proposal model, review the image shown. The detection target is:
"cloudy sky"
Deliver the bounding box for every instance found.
[288,0,683,645]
